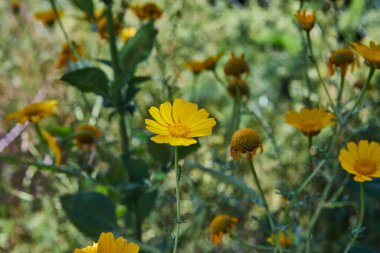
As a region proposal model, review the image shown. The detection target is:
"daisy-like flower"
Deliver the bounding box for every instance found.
[56,42,84,69]
[328,48,360,78]
[74,232,139,253]
[41,130,62,165]
[285,108,336,136]
[185,53,223,75]
[338,140,380,182]
[230,128,263,161]
[129,3,162,21]
[75,125,101,151]
[34,9,64,26]
[97,16,122,39]
[267,231,294,248]
[294,10,316,32]
[227,78,250,99]
[224,53,250,79]
[7,100,58,124]
[210,214,238,245]
[120,27,137,42]
[351,41,380,69]
[145,98,216,146]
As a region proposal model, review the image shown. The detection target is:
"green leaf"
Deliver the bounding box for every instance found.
[61,192,121,238]
[179,142,201,159]
[138,190,158,219]
[71,0,94,19]
[147,141,171,165]
[61,67,109,98]
[126,158,150,183]
[119,21,158,74]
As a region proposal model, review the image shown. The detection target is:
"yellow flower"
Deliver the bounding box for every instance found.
[328,48,360,78]
[230,128,263,161]
[338,140,380,182]
[285,108,335,136]
[7,100,58,124]
[294,10,316,32]
[351,41,380,69]
[223,53,250,78]
[120,27,137,42]
[41,130,62,166]
[227,78,250,99]
[74,232,139,253]
[34,9,64,26]
[57,42,84,69]
[75,125,101,151]
[185,53,223,74]
[129,3,162,21]
[267,232,294,248]
[210,214,238,245]
[145,98,216,146]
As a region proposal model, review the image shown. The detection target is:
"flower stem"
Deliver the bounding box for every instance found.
[342,67,375,126]
[308,136,313,170]
[306,31,336,112]
[105,3,122,77]
[48,0,81,59]
[248,158,283,253]
[337,73,345,108]
[173,146,181,253]
[343,183,365,253]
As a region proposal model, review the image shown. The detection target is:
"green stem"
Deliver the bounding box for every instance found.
[306,31,336,112]
[337,73,345,107]
[306,168,338,252]
[173,147,181,253]
[105,3,122,77]
[284,159,327,220]
[48,0,81,58]
[342,67,375,125]
[308,136,313,170]
[248,159,283,253]
[343,183,365,253]
[235,86,241,130]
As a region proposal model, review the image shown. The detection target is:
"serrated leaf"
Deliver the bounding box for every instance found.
[61,192,121,239]
[61,67,110,98]
[119,21,158,74]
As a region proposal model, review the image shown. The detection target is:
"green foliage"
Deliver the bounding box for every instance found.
[71,0,95,19]
[119,21,158,75]
[61,192,121,239]
[60,67,110,98]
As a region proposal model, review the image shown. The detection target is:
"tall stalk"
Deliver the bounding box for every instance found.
[173,147,181,253]
[248,159,283,253]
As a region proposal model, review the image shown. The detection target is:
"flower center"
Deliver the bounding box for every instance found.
[354,160,376,175]
[169,124,189,138]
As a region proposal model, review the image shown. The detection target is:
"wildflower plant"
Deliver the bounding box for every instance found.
[1,0,380,253]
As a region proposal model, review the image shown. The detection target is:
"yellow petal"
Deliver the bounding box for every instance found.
[160,102,174,125]
[149,107,168,127]
[146,125,169,135]
[98,232,115,253]
[358,140,369,160]
[189,118,217,132]
[172,98,185,124]
[145,119,169,131]
[347,142,359,161]
[124,242,140,253]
